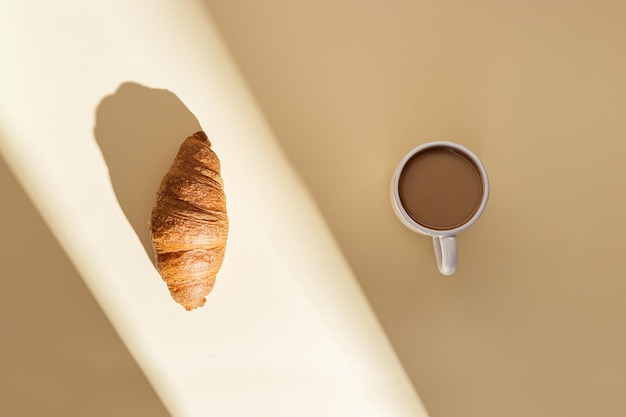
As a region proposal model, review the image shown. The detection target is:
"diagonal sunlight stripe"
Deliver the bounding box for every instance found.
[0,1,428,416]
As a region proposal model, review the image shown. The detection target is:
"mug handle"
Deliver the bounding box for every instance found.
[433,236,457,275]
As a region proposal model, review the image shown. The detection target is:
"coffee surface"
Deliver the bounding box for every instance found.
[398,147,483,230]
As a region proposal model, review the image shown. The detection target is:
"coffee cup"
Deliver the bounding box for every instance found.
[391,142,489,275]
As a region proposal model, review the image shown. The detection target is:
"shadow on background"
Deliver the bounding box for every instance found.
[0,153,171,417]
[94,82,202,262]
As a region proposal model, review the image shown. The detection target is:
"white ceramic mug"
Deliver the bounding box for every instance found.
[391,142,489,275]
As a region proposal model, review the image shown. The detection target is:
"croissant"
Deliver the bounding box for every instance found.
[149,131,228,310]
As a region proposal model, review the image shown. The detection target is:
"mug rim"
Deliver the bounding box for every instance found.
[391,141,489,236]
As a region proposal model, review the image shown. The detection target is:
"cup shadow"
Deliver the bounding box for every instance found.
[94,82,202,262]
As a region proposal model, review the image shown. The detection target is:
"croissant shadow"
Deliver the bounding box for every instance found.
[94,82,203,263]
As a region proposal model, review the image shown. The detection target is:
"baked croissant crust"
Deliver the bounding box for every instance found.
[149,131,228,310]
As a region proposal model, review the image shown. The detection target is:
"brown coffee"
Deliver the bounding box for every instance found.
[398,146,483,230]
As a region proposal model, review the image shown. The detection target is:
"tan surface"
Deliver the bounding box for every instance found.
[0,154,170,416]
[203,1,626,416]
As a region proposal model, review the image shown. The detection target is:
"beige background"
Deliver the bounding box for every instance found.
[202,1,626,416]
[2,1,626,416]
